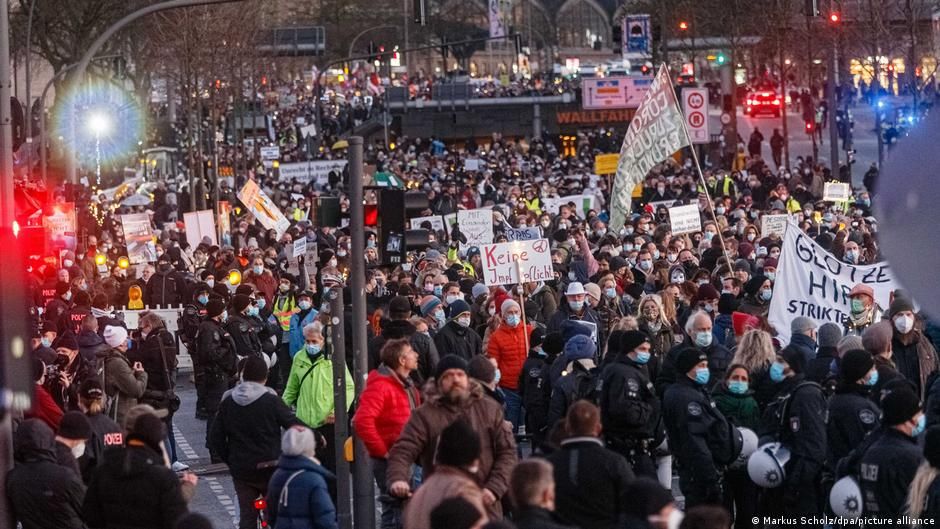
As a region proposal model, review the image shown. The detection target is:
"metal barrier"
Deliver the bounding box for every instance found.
[116,306,192,371]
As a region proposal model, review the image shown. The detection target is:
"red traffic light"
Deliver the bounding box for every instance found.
[829,12,840,23]
[678,21,689,30]
[805,121,815,132]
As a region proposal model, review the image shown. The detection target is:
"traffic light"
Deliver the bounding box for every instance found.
[370,189,430,266]
[805,120,815,134]
[714,53,727,66]
[828,12,840,23]
[413,0,426,25]
[678,21,689,31]
[367,40,377,61]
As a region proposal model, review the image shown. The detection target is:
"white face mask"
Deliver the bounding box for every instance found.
[895,315,915,334]
[71,441,86,459]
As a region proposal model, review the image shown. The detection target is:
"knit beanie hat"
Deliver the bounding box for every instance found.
[55,281,71,297]
[692,284,720,305]
[881,386,921,426]
[232,294,252,314]
[434,354,469,381]
[500,299,520,316]
[862,321,893,355]
[791,316,817,335]
[281,426,317,457]
[781,345,807,374]
[889,296,915,317]
[206,298,226,319]
[103,325,128,349]
[925,426,940,468]
[389,296,412,318]
[818,322,844,349]
[621,330,651,355]
[840,349,875,383]
[128,412,166,453]
[58,411,92,440]
[564,335,597,361]
[56,332,79,351]
[471,283,489,300]
[467,356,496,385]
[838,335,865,357]
[419,296,442,317]
[529,327,545,349]
[446,299,471,320]
[676,347,707,375]
[429,497,484,529]
[435,418,481,467]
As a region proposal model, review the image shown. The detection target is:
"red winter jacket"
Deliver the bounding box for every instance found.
[353,366,421,458]
[24,384,63,431]
[487,322,533,391]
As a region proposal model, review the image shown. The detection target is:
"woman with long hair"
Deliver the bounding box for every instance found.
[907,425,940,520]
[636,294,676,361]
[730,329,778,409]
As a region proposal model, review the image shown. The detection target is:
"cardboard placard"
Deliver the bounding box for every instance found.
[481,239,554,286]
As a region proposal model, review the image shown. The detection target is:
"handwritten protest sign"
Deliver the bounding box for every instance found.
[761,214,789,238]
[668,204,701,235]
[505,226,541,241]
[481,239,554,286]
[457,208,493,249]
[823,182,851,202]
[410,215,446,232]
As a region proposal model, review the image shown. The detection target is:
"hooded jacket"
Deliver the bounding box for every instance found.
[433,320,483,361]
[83,441,188,529]
[283,350,355,429]
[402,465,486,529]
[7,420,87,529]
[352,365,421,458]
[209,381,299,482]
[368,319,440,385]
[386,379,518,519]
[99,347,148,426]
[266,454,337,529]
[79,330,110,364]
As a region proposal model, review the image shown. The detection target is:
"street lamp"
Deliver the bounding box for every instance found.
[87,111,111,187]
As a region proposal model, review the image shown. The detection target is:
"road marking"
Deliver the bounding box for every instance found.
[173,424,200,461]
[174,425,238,527]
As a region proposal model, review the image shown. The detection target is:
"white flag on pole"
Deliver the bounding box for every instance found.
[609,65,690,231]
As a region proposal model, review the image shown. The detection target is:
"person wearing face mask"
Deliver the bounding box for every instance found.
[637,295,676,361]
[738,275,773,320]
[488,299,533,433]
[525,280,558,326]
[225,294,265,360]
[178,283,211,418]
[826,349,881,467]
[547,282,601,347]
[434,300,483,362]
[271,279,298,389]
[656,310,732,397]
[663,347,742,508]
[53,411,92,477]
[710,365,759,529]
[843,284,883,337]
[243,258,277,306]
[758,347,827,517]
[889,296,938,400]
[597,331,663,481]
[196,299,237,462]
[144,255,182,308]
[288,291,319,361]
[420,296,447,337]
[44,281,74,336]
[857,385,926,527]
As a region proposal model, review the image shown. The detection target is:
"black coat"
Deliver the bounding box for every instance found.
[145,269,182,307]
[656,339,733,398]
[827,383,880,466]
[433,321,483,361]
[546,438,635,529]
[207,381,299,482]
[806,346,837,385]
[128,329,177,395]
[858,428,923,527]
[518,352,553,442]
[7,420,87,529]
[512,506,578,529]
[368,319,439,385]
[599,354,660,442]
[83,444,188,529]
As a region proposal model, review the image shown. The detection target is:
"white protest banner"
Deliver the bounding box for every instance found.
[410,215,446,231]
[278,162,312,181]
[464,159,481,172]
[276,160,348,184]
[481,239,554,286]
[505,226,541,241]
[668,204,701,235]
[768,220,906,343]
[260,146,280,160]
[610,65,690,231]
[292,238,307,258]
[761,214,789,238]
[121,213,157,265]
[237,179,291,238]
[457,208,494,249]
[183,210,217,249]
[542,195,597,216]
[824,182,851,202]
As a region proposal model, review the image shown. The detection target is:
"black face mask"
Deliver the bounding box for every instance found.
[159,263,172,272]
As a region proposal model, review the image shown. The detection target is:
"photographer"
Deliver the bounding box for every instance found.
[46,332,95,412]
[100,325,149,425]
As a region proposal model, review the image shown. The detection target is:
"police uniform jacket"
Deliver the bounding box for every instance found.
[196,319,236,378]
[226,313,263,358]
[599,353,660,442]
[827,383,880,466]
[859,428,922,524]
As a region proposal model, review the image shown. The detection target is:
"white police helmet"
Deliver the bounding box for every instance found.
[747,442,790,488]
[830,476,863,518]
[731,428,759,468]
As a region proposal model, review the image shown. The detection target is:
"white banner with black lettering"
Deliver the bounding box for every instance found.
[768,221,906,342]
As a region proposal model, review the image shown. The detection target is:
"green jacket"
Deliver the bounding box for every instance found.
[712,384,761,431]
[283,348,355,428]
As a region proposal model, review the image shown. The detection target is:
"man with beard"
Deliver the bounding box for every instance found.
[387,355,518,521]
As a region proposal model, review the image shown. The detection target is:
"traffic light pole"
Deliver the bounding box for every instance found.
[827,34,840,178]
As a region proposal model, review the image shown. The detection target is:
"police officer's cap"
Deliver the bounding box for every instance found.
[676,347,707,375]
[206,298,226,319]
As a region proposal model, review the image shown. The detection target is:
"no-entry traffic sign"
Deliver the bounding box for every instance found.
[682,88,709,144]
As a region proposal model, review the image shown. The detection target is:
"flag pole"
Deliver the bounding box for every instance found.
[664,64,736,272]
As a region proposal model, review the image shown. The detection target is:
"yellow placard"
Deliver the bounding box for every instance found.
[594,153,619,175]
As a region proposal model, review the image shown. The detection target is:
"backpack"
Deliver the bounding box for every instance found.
[567,362,600,405]
[762,381,822,442]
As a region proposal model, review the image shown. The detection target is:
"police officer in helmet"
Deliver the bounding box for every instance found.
[196,298,237,463]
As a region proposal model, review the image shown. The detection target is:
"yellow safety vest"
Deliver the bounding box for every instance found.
[273,295,297,331]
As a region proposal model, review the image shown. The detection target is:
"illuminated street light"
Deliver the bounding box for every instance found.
[87,112,111,135]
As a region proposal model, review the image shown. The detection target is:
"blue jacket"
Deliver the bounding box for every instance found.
[712,314,734,349]
[288,309,319,358]
[267,455,337,529]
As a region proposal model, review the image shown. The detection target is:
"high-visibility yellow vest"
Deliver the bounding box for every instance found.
[273,295,297,331]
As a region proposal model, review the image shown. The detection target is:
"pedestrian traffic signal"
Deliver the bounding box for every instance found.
[714,53,727,65]
[678,21,689,31]
[805,121,815,133]
[829,12,840,23]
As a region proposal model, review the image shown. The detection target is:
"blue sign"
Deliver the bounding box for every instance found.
[623,14,651,56]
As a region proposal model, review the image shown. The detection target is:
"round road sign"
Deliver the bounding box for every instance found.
[689,111,705,128]
[720,113,732,125]
[687,92,705,109]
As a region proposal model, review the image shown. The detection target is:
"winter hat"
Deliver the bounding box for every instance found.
[623,477,675,517]
[232,294,252,314]
[543,332,565,357]
[124,405,168,431]
[79,378,104,399]
[235,284,255,297]
[781,345,807,375]
[242,355,269,383]
[435,418,481,467]
[56,332,79,351]
[621,330,651,355]
[564,334,597,361]
[818,322,844,349]
[281,426,317,457]
[790,316,817,335]
[840,349,875,383]
[446,299,472,320]
[692,284,720,305]
[500,299,520,316]
[434,354,469,381]
[732,312,761,337]
[676,347,707,375]
[530,327,545,349]
[389,296,412,318]
[471,283,489,300]
[73,291,91,307]
[889,296,915,316]
[103,325,128,349]
[128,412,166,453]
[58,411,92,440]
[881,386,921,426]
[744,275,766,297]
[560,320,593,343]
[762,257,778,269]
[583,283,601,302]
[206,298,226,319]
[55,281,71,297]
[429,497,484,529]
[609,256,628,273]
[737,243,754,259]
[734,259,752,274]
[419,296,443,317]
[862,321,894,355]
[838,335,865,357]
[924,426,940,468]
[467,356,496,385]
[718,293,739,315]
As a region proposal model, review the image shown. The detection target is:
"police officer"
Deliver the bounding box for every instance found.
[196,298,236,462]
[663,347,741,508]
[599,330,662,480]
[858,384,925,528]
[179,283,210,419]
[226,294,263,360]
[759,347,828,516]
[827,349,881,467]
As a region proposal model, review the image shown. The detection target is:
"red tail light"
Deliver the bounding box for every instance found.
[772,99,781,105]
[254,499,267,510]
